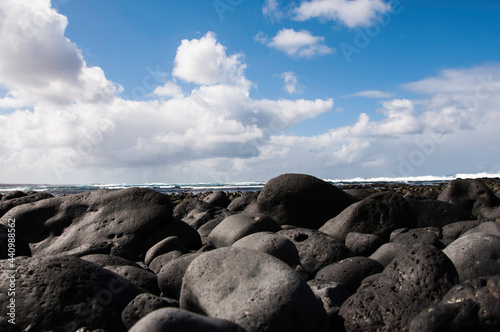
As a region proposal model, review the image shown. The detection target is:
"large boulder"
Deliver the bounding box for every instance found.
[158,253,202,300]
[438,179,500,218]
[121,293,179,330]
[0,188,173,261]
[257,174,357,229]
[319,192,417,241]
[443,232,500,282]
[0,255,144,331]
[407,199,475,228]
[339,246,458,331]
[0,192,53,217]
[409,275,500,331]
[180,247,329,332]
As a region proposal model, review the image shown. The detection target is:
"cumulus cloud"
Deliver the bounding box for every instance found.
[294,0,392,28]
[258,29,334,58]
[262,0,286,22]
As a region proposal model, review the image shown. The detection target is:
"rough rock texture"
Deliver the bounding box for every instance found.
[409,275,500,332]
[319,192,417,241]
[104,265,160,295]
[148,250,185,274]
[462,221,500,237]
[0,255,144,331]
[0,223,31,258]
[390,227,441,247]
[129,307,245,332]
[442,220,483,240]
[0,188,173,260]
[438,179,500,218]
[309,282,351,320]
[143,216,202,252]
[277,228,352,279]
[0,192,54,217]
[209,213,281,248]
[315,256,384,293]
[80,253,142,268]
[369,242,412,266]
[443,232,500,282]
[257,173,357,229]
[180,247,329,332]
[173,198,212,219]
[407,198,475,228]
[121,293,179,330]
[158,253,202,300]
[232,231,300,267]
[345,232,385,256]
[339,246,458,332]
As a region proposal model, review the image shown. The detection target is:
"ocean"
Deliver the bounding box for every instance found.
[1,172,499,196]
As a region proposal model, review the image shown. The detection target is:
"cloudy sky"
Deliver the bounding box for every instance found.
[1,0,499,184]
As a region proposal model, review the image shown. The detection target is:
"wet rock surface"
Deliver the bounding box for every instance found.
[0,175,499,331]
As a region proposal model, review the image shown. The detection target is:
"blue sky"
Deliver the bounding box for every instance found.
[0,0,500,184]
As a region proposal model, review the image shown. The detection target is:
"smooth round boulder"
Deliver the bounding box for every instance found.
[0,255,144,331]
[105,265,160,295]
[339,246,458,332]
[209,213,281,248]
[462,221,500,237]
[227,192,259,212]
[148,250,185,274]
[409,275,500,331]
[129,308,244,332]
[158,253,202,300]
[257,173,358,229]
[390,227,441,247]
[315,257,384,293]
[369,242,412,266]
[345,232,385,256]
[144,236,189,265]
[121,293,179,329]
[0,192,54,217]
[232,231,300,267]
[442,220,483,240]
[81,253,142,268]
[203,191,231,208]
[319,192,417,241]
[407,198,475,228]
[180,247,328,332]
[443,232,500,282]
[278,228,352,278]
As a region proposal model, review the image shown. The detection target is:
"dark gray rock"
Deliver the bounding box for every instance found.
[345,232,385,256]
[148,250,185,274]
[319,192,417,241]
[180,247,328,332]
[209,213,281,248]
[339,246,458,332]
[203,191,231,208]
[227,192,259,212]
[343,188,372,200]
[157,253,202,300]
[232,231,300,267]
[462,221,500,237]
[81,253,142,268]
[278,228,352,279]
[407,198,475,228]
[257,173,357,229]
[0,223,31,258]
[369,242,412,267]
[197,218,224,246]
[173,198,212,219]
[105,265,160,295]
[390,227,441,247]
[438,179,500,218]
[0,192,53,217]
[0,188,173,261]
[144,236,188,265]
[442,220,483,240]
[2,190,27,200]
[0,255,144,331]
[143,216,202,252]
[129,307,245,332]
[315,257,384,293]
[409,275,500,332]
[308,282,351,326]
[443,232,500,282]
[121,293,179,330]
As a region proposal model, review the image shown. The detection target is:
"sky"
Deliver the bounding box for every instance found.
[0,0,500,184]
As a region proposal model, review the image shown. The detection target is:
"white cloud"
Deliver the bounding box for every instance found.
[152,81,184,98]
[342,90,395,98]
[262,0,286,22]
[294,0,392,28]
[263,29,334,58]
[280,71,303,94]
[172,32,250,87]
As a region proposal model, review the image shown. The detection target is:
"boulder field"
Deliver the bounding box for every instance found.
[1,173,499,331]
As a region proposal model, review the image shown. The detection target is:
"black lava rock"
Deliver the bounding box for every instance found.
[257,173,357,229]
[345,232,385,256]
[121,293,179,330]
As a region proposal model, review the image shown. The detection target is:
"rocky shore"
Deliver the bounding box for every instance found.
[1,173,500,331]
